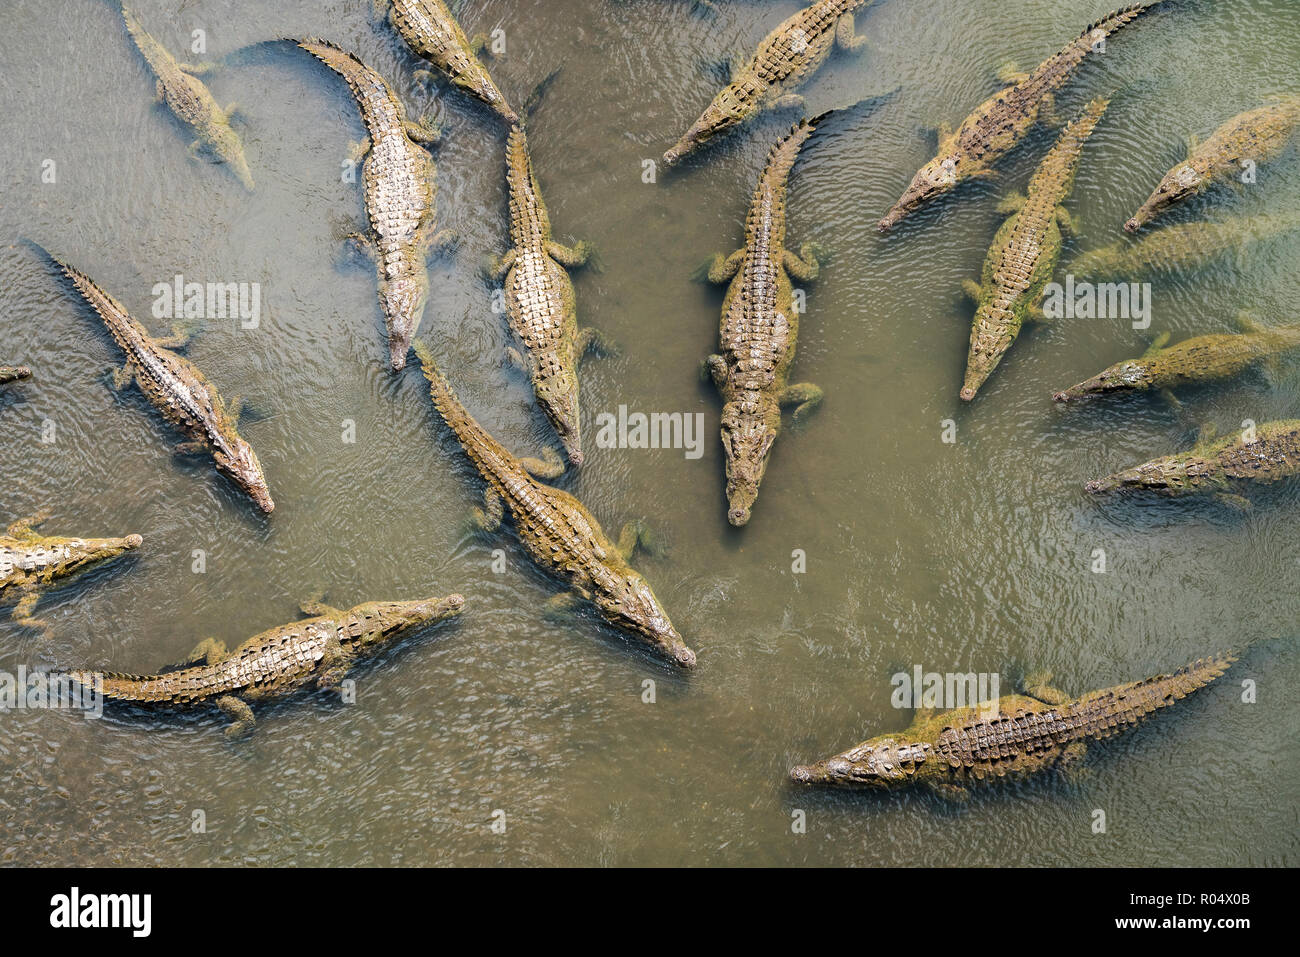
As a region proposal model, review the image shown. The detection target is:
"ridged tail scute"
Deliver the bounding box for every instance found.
[1078,652,1237,739]
[1085,1,1171,39]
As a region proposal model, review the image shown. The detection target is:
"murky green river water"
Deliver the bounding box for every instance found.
[2,0,1298,866]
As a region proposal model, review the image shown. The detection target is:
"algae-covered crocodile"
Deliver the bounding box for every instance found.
[0,367,32,386]
[413,342,696,668]
[486,124,609,466]
[39,247,274,513]
[293,38,454,371]
[878,2,1167,232]
[1072,215,1300,278]
[702,113,829,526]
[1125,96,1300,232]
[663,0,871,166]
[790,654,1235,798]
[2,512,141,635]
[1085,419,1300,508]
[1055,315,1300,404]
[71,595,463,738]
[960,97,1109,402]
[377,0,517,124]
[111,2,254,190]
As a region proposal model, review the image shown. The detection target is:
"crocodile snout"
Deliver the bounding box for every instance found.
[124,534,144,549]
[728,505,751,526]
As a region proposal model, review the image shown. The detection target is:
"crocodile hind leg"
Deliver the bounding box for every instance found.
[472,487,504,533]
[485,249,517,283]
[783,245,822,283]
[616,519,661,561]
[835,13,869,53]
[11,590,52,638]
[702,354,727,388]
[216,695,255,739]
[175,637,230,668]
[427,228,459,259]
[779,383,824,427]
[6,508,50,540]
[110,365,136,391]
[1057,741,1089,785]
[519,448,566,481]
[404,119,442,147]
[299,593,344,619]
[927,779,971,802]
[178,61,217,77]
[1023,671,1070,706]
[547,240,594,269]
[542,591,581,623]
[174,440,207,456]
[696,249,744,285]
[577,326,620,360]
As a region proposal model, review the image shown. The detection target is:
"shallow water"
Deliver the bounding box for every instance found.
[1,0,1298,866]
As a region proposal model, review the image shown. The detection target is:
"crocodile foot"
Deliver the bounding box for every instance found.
[217,695,256,740]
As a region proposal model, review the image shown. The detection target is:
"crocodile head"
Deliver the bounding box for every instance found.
[1085,456,1209,496]
[721,396,780,526]
[790,737,920,789]
[663,95,747,167]
[211,126,255,191]
[57,534,144,577]
[1125,164,1203,232]
[960,308,1016,402]
[381,274,431,371]
[215,439,275,514]
[535,369,583,465]
[594,574,696,668]
[1054,360,1153,402]
[878,154,961,232]
[347,595,466,649]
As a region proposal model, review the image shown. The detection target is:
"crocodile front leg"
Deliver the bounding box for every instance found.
[404,119,442,146]
[315,635,355,692]
[783,245,821,283]
[779,383,823,426]
[1022,671,1070,706]
[299,595,344,618]
[699,249,745,285]
[347,138,372,166]
[546,240,593,269]
[110,365,136,391]
[6,508,50,540]
[216,695,256,739]
[472,487,504,532]
[835,13,869,53]
[486,248,517,282]
[11,589,48,635]
[927,780,971,802]
[542,591,580,623]
[771,94,806,111]
[518,448,566,480]
[703,354,727,388]
[176,637,228,668]
[576,326,620,359]
[616,519,660,562]
[174,440,208,456]
[1057,741,1089,785]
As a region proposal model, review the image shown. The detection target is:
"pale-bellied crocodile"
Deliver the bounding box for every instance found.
[878,2,1168,231]
[702,112,829,526]
[413,341,696,668]
[791,654,1235,799]
[293,38,454,371]
[2,512,141,635]
[71,595,463,737]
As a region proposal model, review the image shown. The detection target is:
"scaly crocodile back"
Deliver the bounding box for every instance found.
[751,0,866,86]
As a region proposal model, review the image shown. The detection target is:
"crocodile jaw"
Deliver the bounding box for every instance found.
[597,578,696,669]
[721,400,779,526]
[790,742,909,789]
[1054,362,1151,403]
[663,98,745,167]
[535,372,583,465]
[1126,166,1201,232]
[216,442,275,514]
[363,595,466,645]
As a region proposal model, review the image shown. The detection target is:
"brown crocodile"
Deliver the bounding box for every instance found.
[413,341,696,668]
[878,2,1168,232]
[486,123,608,466]
[293,38,453,371]
[39,246,274,513]
[1055,315,1300,404]
[790,654,1235,799]
[702,113,829,526]
[663,0,871,166]
[2,512,141,635]
[1125,96,1300,232]
[961,97,1109,402]
[377,0,517,124]
[70,595,463,738]
[1085,419,1300,508]
[1072,214,1300,278]
[0,367,32,385]
[111,2,254,190]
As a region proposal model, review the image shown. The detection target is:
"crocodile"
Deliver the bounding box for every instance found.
[1054,315,1300,404]
[960,97,1109,402]
[111,2,254,190]
[413,341,696,668]
[2,512,141,635]
[790,654,1235,799]
[1125,96,1300,232]
[70,595,464,738]
[662,0,871,166]
[376,0,517,124]
[702,113,829,526]
[0,367,32,386]
[1085,419,1300,508]
[486,124,607,466]
[878,2,1168,232]
[1072,215,1300,278]
[293,38,453,371]
[39,247,274,513]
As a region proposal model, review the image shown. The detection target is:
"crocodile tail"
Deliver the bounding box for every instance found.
[758,111,831,190]
[66,670,160,704]
[29,242,143,352]
[1028,96,1110,196]
[291,37,366,82]
[1086,0,1172,39]
[1075,652,1237,740]
[412,341,489,453]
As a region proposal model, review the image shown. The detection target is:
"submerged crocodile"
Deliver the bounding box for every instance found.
[663,0,870,166]
[1072,215,1300,278]
[487,124,607,465]
[1125,96,1300,232]
[71,595,463,737]
[702,113,828,526]
[413,342,696,668]
[112,2,254,190]
[790,654,1235,798]
[1055,315,1300,404]
[0,367,31,385]
[293,38,453,371]
[961,97,1109,402]
[377,0,517,124]
[2,512,141,634]
[878,2,1167,232]
[1085,420,1300,508]
[40,247,274,513]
